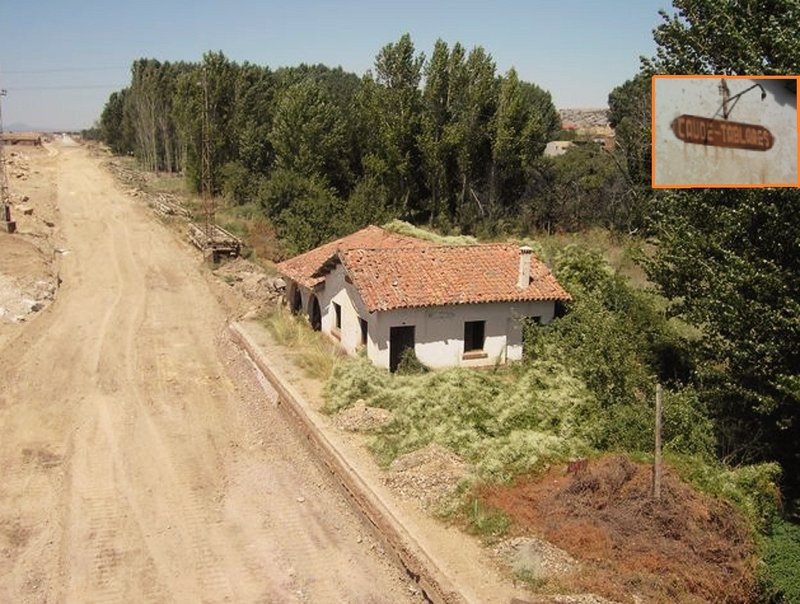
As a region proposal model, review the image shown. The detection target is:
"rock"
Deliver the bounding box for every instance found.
[19,206,34,216]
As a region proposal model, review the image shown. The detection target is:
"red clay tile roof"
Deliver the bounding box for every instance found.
[276,225,431,289]
[318,244,571,312]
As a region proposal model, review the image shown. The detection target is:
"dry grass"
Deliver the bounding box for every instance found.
[261,306,340,381]
[144,171,188,196]
[382,219,478,245]
[519,228,650,288]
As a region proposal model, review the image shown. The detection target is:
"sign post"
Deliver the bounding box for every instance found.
[671,114,774,151]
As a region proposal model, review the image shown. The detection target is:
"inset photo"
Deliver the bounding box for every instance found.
[652,75,798,187]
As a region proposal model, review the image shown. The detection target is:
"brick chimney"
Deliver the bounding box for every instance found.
[517,246,533,289]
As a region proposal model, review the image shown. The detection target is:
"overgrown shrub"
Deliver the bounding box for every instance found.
[675,459,782,532]
[761,519,800,603]
[325,356,597,480]
[395,348,429,375]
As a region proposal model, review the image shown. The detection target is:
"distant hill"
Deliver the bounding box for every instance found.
[6,122,38,133]
[5,122,65,133]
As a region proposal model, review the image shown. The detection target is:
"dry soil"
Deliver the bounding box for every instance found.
[0,139,421,603]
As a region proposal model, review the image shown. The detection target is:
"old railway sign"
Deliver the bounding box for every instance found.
[671,114,774,151]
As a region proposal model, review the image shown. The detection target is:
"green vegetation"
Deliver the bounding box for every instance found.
[325,355,593,480]
[382,219,477,245]
[463,498,510,539]
[98,36,640,251]
[762,519,800,603]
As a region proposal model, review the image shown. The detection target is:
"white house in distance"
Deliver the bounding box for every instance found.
[276,226,571,372]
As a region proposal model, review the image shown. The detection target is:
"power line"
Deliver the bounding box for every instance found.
[4,84,126,91]
[1,66,128,74]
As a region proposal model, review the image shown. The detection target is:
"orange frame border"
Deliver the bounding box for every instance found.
[651,74,800,189]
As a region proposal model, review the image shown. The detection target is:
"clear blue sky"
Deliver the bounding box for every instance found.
[0,0,672,130]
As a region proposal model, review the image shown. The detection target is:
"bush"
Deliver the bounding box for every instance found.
[761,519,800,603]
[675,459,782,533]
[325,356,598,480]
[395,348,429,375]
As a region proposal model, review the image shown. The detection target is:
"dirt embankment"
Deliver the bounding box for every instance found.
[0,146,61,328]
[481,455,757,603]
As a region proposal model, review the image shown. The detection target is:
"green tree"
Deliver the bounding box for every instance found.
[547,144,625,231]
[445,44,498,229]
[638,0,800,501]
[646,189,800,475]
[270,78,349,193]
[231,62,276,176]
[645,0,800,74]
[420,39,452,226]
[367,33,426,218]
[491,69,559,215]
[100,88,134,155]
[257,168,344,254]
[172,52,237,194]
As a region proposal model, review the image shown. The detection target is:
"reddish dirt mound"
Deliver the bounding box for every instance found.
[480,455,757,603]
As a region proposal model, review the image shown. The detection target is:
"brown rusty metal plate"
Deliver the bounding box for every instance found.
[671,114,774,151]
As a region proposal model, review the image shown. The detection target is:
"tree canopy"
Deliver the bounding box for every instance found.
[607,0,800,501]
[99,36,637,247]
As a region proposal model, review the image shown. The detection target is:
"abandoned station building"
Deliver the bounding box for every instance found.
[276,226,570,372]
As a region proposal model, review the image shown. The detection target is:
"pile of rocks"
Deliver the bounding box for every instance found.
[334,399,393,432]
[213,258,285,310]
[384,443,473,511]
[5,151,30,181]
[493,536,579,582]
[0,273,57,323]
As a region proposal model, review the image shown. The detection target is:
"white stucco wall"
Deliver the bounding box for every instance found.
[317,264,376,356]
[302,264,556,370]
[371,300,555,369]
[286,266,558,370]
[654,77,797,186]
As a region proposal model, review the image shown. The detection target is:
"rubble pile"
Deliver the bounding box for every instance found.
[0,273,57,324]
[213,258,284,310]
[384,443,473,511]
[334,399,394,432]
[5,151,30,181]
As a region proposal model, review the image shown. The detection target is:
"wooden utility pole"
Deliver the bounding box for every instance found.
[653,383,663,500]
[0,87,17,234]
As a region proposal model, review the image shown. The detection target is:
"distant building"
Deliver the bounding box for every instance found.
[544,141,575,157]
[277,226,571,372]
[1,132,42,146]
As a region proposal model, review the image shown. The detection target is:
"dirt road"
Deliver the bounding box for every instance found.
[0,142,419,603]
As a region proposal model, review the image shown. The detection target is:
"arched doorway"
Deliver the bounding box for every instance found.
[290,286,302,314]
[308,294,321,331]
